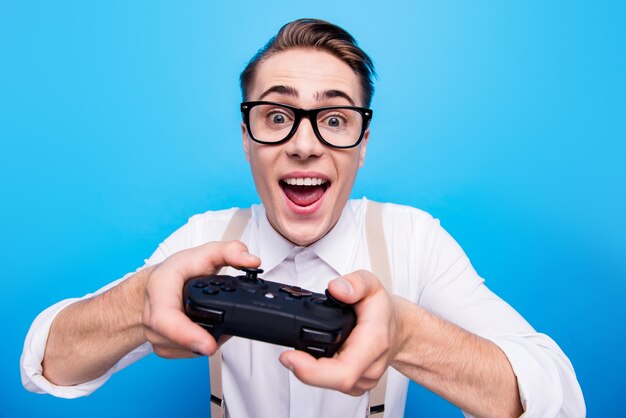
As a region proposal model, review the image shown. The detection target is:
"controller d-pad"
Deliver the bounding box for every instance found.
[279,285,313,298]
[192,280,207,289]
[202,285,219,295]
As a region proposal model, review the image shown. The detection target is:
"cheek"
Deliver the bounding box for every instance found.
[334,156,361,196]
[248,148,276,194]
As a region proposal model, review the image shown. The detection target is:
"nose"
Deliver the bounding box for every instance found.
[285,116,324,160]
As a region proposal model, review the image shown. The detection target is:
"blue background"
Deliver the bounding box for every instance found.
[1,1,624,417]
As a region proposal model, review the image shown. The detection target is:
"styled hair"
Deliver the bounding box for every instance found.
[240,18,376,107]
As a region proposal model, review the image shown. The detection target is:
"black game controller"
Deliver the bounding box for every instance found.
[183,267,356,358]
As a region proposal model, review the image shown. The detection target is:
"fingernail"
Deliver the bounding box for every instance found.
[280,356,294,372]
[191,343,207,356]
[241,251,258,260]
[333,278,353,295]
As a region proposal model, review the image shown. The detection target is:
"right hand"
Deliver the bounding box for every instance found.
[142,240,260,359]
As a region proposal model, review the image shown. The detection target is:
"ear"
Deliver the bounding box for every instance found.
[358,128,369,168]
[242,122,251,162]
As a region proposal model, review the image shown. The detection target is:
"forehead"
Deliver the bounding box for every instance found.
[249,48,363,106]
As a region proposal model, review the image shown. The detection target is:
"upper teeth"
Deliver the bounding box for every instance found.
[284,178,327,186]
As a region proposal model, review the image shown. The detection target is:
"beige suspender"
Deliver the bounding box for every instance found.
[210,208,251,418]
[209,201,391,417]
[364,201,391,416]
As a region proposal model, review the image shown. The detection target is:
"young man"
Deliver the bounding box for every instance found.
[22,19,585,417]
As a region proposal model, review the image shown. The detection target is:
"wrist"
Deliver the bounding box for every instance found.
[390,295,414,365]
[112,265,156,337]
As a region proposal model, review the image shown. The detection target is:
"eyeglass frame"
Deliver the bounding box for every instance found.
[240,101,373,149]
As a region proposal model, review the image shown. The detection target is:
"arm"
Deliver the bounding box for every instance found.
[391,294,522,418]
[39,241,260,388]
[280,210,584,417]
[42,266,153,386]
[280,272,522,418]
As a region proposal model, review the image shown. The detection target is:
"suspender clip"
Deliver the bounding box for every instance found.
[367,404,385,415]
[210,394,224,407]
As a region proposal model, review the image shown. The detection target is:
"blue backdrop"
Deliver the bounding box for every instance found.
[2,1,624,417]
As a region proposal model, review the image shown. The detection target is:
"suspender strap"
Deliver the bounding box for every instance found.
[219,208,252,244]
[209,202,391,417]
[209,348,225,418]
[209,208,251,418]
[365,201,391,416]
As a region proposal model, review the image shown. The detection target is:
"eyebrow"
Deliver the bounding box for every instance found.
[258,85,299,101]
[315,89,355,106]
[257,85,356,106]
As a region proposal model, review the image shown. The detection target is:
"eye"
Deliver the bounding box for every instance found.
[266,110,291,125]
[272,114,285,124]
[328,116,341,127]
[321,112,347,129]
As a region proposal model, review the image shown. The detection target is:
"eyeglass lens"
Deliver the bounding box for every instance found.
[248,103,364,147]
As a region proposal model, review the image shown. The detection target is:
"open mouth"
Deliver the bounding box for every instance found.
[280,177,330,208]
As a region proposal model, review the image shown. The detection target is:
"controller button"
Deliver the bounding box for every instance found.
[210,277,225,286]
[197,322,215,333]
[324,289,348,308]
[192,281,207,288]
[301,327,341,344]
[202,286,219,295]
[279,285,314,298]
[264,292,277,299]
[306,345,327,356]
[220,283,236,292]
[238,277,266,290]
[186,300,225,324]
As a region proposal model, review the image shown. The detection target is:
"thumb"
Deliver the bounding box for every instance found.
[327,270,381,305]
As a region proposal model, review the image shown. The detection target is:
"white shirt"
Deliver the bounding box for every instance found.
[21,198,585,417]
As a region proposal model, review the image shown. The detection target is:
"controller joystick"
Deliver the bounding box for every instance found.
[324,288,348,308]
[241,267,263,282]
[184,268,356,358]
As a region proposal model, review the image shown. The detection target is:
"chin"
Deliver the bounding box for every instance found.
[283,226,324,247]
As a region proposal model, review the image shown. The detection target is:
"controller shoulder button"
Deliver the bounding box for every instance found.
[301,327,341,344]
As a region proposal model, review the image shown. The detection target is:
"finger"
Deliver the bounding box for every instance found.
[152,344,204,359]
[165,240,261,281]
[279,351,352,390]
[327,270,384,305]
[280,317,386,387]
[144,305,217,355]
[279,349,384,395]
[144,241,260,355]
[148,241,260,313]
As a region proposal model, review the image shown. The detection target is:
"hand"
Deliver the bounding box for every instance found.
[279,270,396,396]
[142,240,260,359]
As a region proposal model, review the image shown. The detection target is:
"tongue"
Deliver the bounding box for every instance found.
[283,184,326,207]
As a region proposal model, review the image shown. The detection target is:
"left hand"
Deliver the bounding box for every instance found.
[279,270,397,396]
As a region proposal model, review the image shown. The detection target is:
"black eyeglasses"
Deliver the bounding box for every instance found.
[241,101,373,149]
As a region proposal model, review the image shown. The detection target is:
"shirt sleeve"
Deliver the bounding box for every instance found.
[411,212,586,417]
[19,216,199,398]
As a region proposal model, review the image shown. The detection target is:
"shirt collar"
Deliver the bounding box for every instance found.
[254,202,358,277]
[309,203,358,276]
[254,206,298,274]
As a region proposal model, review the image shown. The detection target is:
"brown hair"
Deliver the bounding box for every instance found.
[240,18,376,107]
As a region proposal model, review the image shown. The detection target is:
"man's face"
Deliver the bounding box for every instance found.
[243,48,369,246]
